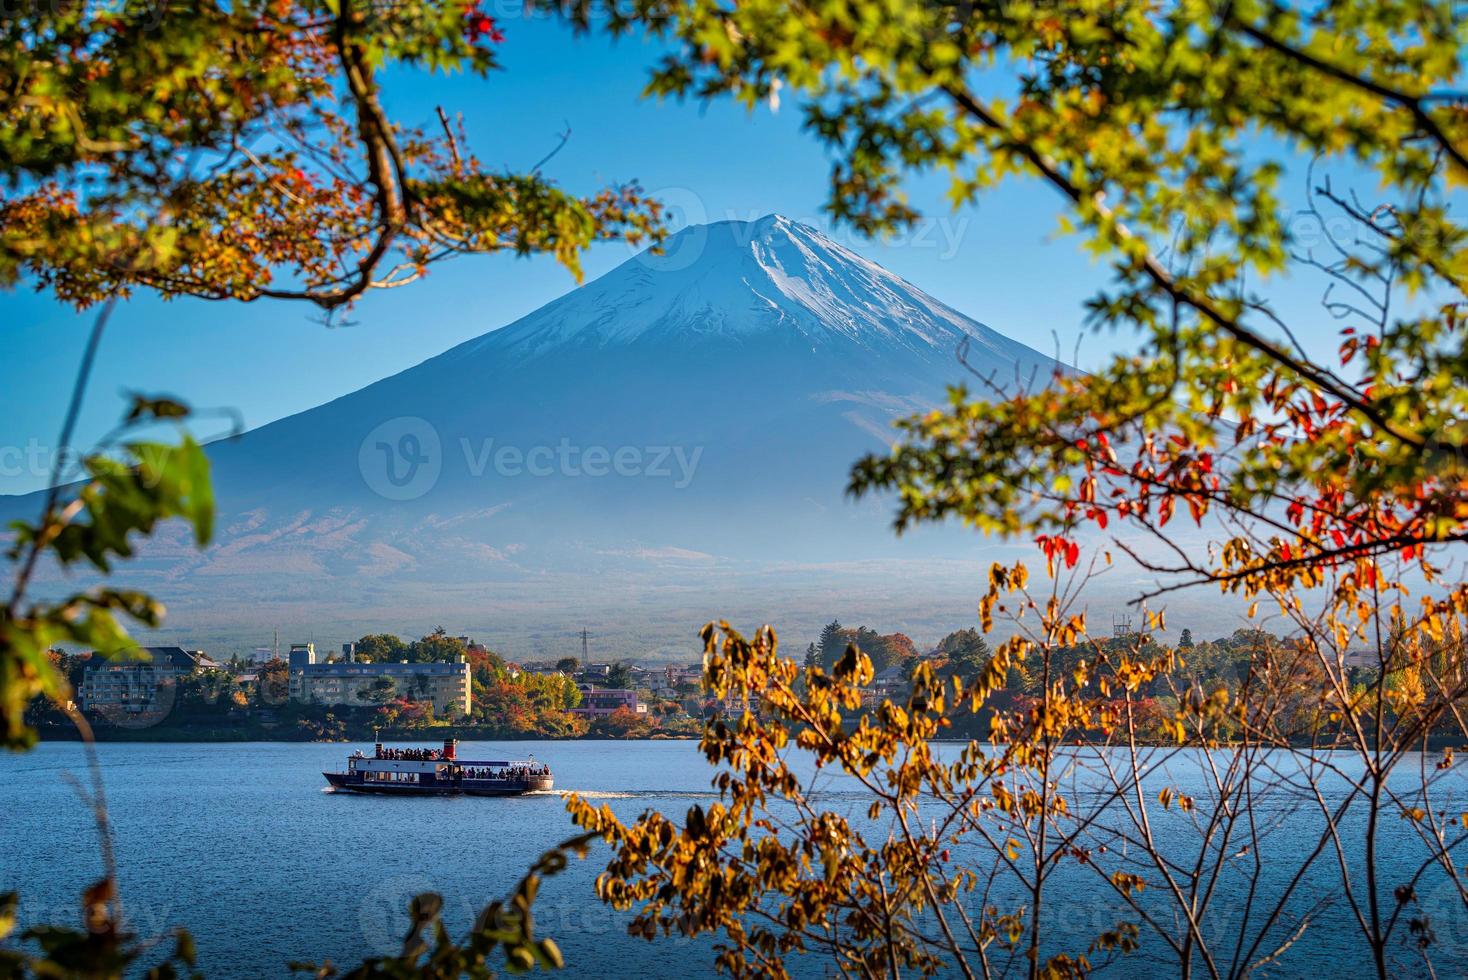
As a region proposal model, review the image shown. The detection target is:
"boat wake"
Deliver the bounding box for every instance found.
[552,789,724,800]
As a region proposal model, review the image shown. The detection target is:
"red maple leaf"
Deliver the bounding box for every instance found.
[464,5,504,44]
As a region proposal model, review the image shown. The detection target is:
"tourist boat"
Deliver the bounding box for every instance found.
[323,736,553,796]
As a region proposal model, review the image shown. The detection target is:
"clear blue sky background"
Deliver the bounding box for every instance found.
[0,17,1344,495]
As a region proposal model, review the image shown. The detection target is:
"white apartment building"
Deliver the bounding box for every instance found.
[289,659,471,716]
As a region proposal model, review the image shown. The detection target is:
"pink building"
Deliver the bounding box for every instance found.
[570,684,647,718]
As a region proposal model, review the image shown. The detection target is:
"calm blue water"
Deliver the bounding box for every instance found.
[2,740,1466,977]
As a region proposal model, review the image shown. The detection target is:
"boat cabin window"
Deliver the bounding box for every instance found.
[358,769,425,784]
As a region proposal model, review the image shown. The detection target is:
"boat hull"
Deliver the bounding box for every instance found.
[323,772,457,795]
[323,771,552,796]
[463,774,554,796]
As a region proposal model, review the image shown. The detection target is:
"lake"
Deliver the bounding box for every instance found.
[2,740,1467,977]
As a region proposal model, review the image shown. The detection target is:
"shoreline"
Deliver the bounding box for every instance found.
[32,725,700,743]
[32,727,1464,751]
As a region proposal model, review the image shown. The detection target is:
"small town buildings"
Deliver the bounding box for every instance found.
[871,665,910,699]
[635,664,704,699]
[78,646,222,722]
[570,684,647,718]
[288,658,471,716]
[664,663,704,689]
[706,692,762,716]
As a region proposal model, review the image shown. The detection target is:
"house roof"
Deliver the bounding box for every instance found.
[88,646,219,671]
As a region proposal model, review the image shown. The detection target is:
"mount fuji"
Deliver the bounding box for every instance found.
[12,215,1069,655]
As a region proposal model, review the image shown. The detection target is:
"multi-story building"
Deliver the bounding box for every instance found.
[79,646,221,723]
[288,642,316,671]
[570,684,646,718]
[289,659,471,716]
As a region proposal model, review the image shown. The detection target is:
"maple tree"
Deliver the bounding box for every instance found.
[550,1,1468,976]
[2,1,663,313]
[1,4,663,975]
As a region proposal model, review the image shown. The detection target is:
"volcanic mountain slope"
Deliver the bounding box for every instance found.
[194,215,1052,563]
[8,215,1072,652]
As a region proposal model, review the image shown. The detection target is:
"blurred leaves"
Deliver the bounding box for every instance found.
[1,1,666,311]
[1,399,212,750]
[0,881,200,980]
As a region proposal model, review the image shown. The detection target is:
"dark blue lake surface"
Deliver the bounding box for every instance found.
[3,740,1467,977]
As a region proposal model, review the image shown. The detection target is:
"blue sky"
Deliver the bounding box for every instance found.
[0,17,1343,495]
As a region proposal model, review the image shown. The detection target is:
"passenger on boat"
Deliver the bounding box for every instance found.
[374,747,443,761]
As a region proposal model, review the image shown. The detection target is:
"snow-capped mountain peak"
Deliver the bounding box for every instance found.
[463,214,1033,363]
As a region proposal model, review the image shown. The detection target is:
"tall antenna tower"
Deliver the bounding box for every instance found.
[581,627,590,662]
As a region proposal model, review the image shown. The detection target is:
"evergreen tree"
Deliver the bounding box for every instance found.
[1179,629,1195,650]
[817,620,845,671]
[359,676,397,706]
[938,628,993,680]
[606,661,633,690]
